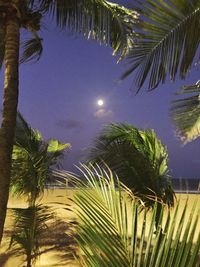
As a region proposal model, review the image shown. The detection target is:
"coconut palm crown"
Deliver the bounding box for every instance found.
[0,0,139,65]
[87,123,175,208]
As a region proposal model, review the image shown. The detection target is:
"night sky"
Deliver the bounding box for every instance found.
[0,3,200,179]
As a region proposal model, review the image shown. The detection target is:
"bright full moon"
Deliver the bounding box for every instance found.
[97,99,104,106]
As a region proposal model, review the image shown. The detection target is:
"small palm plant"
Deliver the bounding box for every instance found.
[71,164,200,267]
[9,113,67,266]
[11,113,70,206]
[9,205,53,267]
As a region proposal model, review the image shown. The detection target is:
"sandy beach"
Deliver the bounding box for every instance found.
[0,189,199,267]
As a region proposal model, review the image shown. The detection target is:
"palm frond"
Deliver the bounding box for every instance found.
[36,0,139,58]
[72,164,200,267]
[122,0,200,90]
[11,112,70,205]
[20,34,43,63]
[10,205,53,266]
[47,139,71,153]
[87,123,174,208]
[171,81,200,143]
[15,112,42,148]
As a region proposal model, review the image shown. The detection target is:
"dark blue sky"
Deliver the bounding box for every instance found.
[1,6,200,178]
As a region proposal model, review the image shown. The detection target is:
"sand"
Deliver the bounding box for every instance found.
[0,189,199,267]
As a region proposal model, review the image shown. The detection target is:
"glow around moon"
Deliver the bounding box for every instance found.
[97,99,104,106]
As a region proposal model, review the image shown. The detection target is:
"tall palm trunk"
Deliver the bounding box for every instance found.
[0,17,20,244]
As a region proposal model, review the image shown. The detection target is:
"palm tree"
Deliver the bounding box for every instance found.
[11,113,70,206]
[122,0,200,142]
[9,114,64,266]
[72,164,200,267]
[87,123,175,213]
[0,0,139,243]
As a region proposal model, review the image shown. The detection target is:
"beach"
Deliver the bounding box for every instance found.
[0,189,199,267]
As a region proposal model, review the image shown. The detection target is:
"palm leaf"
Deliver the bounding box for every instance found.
[14,112,42,149]
[87,123,174,208]
[36,0,139,58]
[20,35,43,63]
[71,164,200,267]
[72,164,137,267]
[47,139,70,153]
[171,81,200,143]
[11,112,70,205]
[122,0,200,90]
[10,204,53,266]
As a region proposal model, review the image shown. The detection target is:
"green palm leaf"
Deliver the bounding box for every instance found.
[10,204,53,267]
[171,82,200,143]
[122,0,200,90]
[11,112,70,205]
[71,164,200,267]
[3,0,139,66]
[36,0,139,58]
[87,123,174,208]
[47,139,70,153]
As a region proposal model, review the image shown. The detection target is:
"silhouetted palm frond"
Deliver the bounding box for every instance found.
[20,35,43,63]
[10,204,53,267]
[122,0,200,90]
[36,0,139,58]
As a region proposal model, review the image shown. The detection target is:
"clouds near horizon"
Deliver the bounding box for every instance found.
[56,119,84,130]
[94,108,113,119]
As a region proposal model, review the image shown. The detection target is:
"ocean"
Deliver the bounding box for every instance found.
[172,178,200,193]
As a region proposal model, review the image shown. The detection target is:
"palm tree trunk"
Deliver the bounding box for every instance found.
[27,257,32,267]
[0,17,20,244]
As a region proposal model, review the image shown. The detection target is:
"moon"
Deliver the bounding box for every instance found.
[97,99,104,106]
